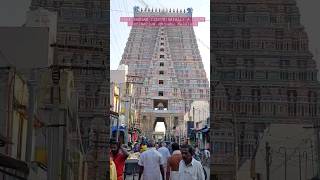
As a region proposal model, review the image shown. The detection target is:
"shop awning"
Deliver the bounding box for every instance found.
[0,134,11,147]
[0,153,29,174]
[201,127,210,133]
[111,126,126,132]
[192,126,210,133]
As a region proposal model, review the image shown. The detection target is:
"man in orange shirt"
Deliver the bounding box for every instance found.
[166,143,182,180]
[110,139,129,180]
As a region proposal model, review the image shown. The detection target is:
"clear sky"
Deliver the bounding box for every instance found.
[110,0,211,80]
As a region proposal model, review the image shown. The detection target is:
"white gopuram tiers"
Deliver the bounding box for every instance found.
[120,6,209,138]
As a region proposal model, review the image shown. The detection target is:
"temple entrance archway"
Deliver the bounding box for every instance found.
[140,114,182,140]
[153,117,167,131]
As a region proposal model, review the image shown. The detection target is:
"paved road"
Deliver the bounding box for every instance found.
[124,165,210,180]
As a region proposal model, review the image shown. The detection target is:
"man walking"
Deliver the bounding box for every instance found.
[110,139,129,180]
[158,142,171,179]
[138,139,165,180]
[178,144,205,180]
[166,143,182,180]
[193,145,201,161]
[203,148,210,166]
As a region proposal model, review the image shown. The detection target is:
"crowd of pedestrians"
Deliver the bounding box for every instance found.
[109,137,210,180]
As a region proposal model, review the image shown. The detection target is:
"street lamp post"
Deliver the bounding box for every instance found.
[299,150,302,180]
[232,111,239,180]
[305,138,315,176]
[279,146,287,180]
[116,89,121,142]
[193,107,203,147]
[26,69,36,164]
[303,151,308,180]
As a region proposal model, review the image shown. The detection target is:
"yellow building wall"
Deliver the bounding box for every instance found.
[9,73,28,161]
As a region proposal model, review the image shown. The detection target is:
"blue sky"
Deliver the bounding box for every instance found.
[110,0,210,80]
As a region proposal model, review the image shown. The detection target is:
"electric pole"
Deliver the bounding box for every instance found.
[48,65,61,180]
[116,89,121,142]
[26,69,36,164]
[233,112,238,180]
[47,42,108,179]
[279,146,287,180]
[316,120,320,178]
[299,151,301,180]
[266,142,271,180]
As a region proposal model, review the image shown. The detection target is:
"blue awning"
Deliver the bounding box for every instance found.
[200,127,210,133]
[112,126,126,132]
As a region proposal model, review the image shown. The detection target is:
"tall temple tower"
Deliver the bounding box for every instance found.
[212,0,320,179]
[29,1,108,179]
[120,7,209,138]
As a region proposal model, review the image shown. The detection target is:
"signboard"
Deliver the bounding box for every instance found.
[187,121,194,135]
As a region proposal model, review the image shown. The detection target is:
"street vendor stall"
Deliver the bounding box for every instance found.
[124,153,140,179]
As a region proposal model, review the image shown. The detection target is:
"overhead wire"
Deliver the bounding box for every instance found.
[110,9,134,13]
[156,0,166,9]
[197,38,210,50]
[110,1,126,64]
[118,0,132,64]
[0,49,14,67]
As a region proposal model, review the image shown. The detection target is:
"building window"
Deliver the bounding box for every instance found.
[160,55,165,58]
[275,29,284,39]
[173,88,177,96]
[159,80,164,84]
[297,60,307,68]
[161,38,164,40]
[244,59,254,67]
[160,48,164,52]
[160,62,164,66]
[158,91,164,96]
[280,60,290,67]
[159,71,164,75]
[242,28,251,38]
[160,42,164,45]
[225,142,233,153]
